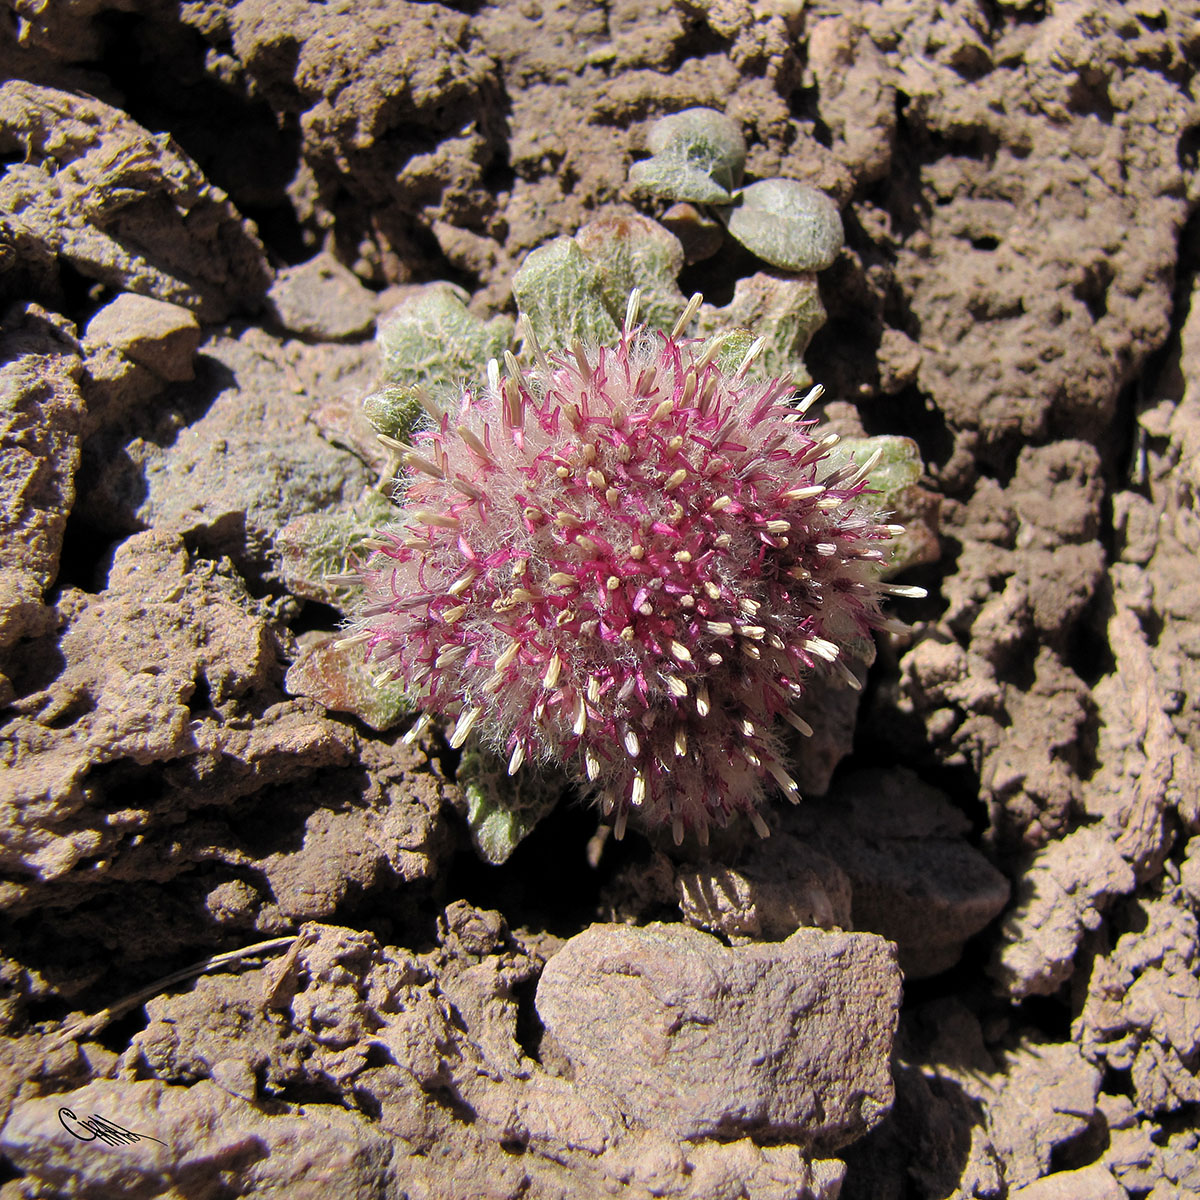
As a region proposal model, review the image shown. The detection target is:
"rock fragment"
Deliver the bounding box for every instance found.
[799,768,1010,978]
[536,922,901,1148]
[1100,1089,1200,1198]
[840,1060,1005,1200]
[267,251,379,341]
[676,833,852,940]
[84,294,202,382]
[0,81,269,319]
[79,327,374,571]
[0,529,280,886]
[1008,1164,1127,1200]
[1076,896,1200,1115]
[1,1079,397,1199]
[0,304,85,653]
[992,827,1135,999]
[976,1039,1103,1191]
[992,603,1197,998]
[675,769,1007,978]
[81,293,202,428]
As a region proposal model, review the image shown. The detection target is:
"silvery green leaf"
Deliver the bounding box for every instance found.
[629,157,733,205]
[723,179,844,272]
[575,212,685,335]
[513,237,621,352]
[456,740,564,864]
[646,107,746,192]
[834,435,939,576]
[695,272,826,385]
[361,384,426,442]
[276,492,397,607]
[843,434,921,500]
[284,635,415,733]
[708,329,757,375]
[378,285,514,396]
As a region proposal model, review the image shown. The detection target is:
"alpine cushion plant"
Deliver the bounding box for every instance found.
[346,293,924,845]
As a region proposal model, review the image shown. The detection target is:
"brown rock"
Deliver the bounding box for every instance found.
[1101,1091,1200,1199]
[0,529,353,911]
[808,15,897,183]
[682,1140,846,1200]
[992,827,1135,999]
[993,602,1197,998]
[0,212,61,308]
[0,304,84,651]
[978,1039,1102,1191]
[79,326,374,570]
[267,251,378,341]
[1125,271,1200,780]
[799,768,1010,978]
[201,0,502,283]
[839,1060,1005,1200]
[535,922,901,1148]
[875,327,922,394]
[1009,1164,1127,1200]
[0,1079,397,1199]
[80,293,203,430]
[116,919,854,1197]
[1076,896,1200,1116]
[676,832,852,940]
[256,738,449,919]
[895,49,1188,455]
[1086,606,1197,877]
[84,294,201,382]
[0,82,269,319]
[659,203,725,264]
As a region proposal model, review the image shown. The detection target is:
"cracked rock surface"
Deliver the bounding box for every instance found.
[3,0,1200,1196]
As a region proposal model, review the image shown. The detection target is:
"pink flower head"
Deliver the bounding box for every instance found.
[352,303,917,844]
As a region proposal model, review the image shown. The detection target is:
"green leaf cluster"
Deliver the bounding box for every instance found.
[629,108,845,273]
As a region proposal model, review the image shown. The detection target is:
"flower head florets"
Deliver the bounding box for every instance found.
[351,298,917,844]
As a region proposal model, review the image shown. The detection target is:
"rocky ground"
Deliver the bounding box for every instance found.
[1,1,1199,1197]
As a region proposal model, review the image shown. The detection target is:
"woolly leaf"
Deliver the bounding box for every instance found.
[276,493,397,607]
[378,286,514,396]
[575,212,686,336]
[709,329,757,375]
[456,740,565,864]
[513,237,620,353]
[696,273,826,385]
[629,158,733,205]
[285,635,415,732]
[722,179,844,272]
[645,108,746,192]
[839,435,940,577]
[362,384,426,443]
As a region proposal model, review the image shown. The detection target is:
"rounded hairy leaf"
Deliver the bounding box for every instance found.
[646,108,746,190]
[629,158,733,205]
[456,740,565,864]
[378,286,514,394]
[512,237,620,352]
[724,179,844,272]
[836,435,940,576]
[575,212,686,334]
